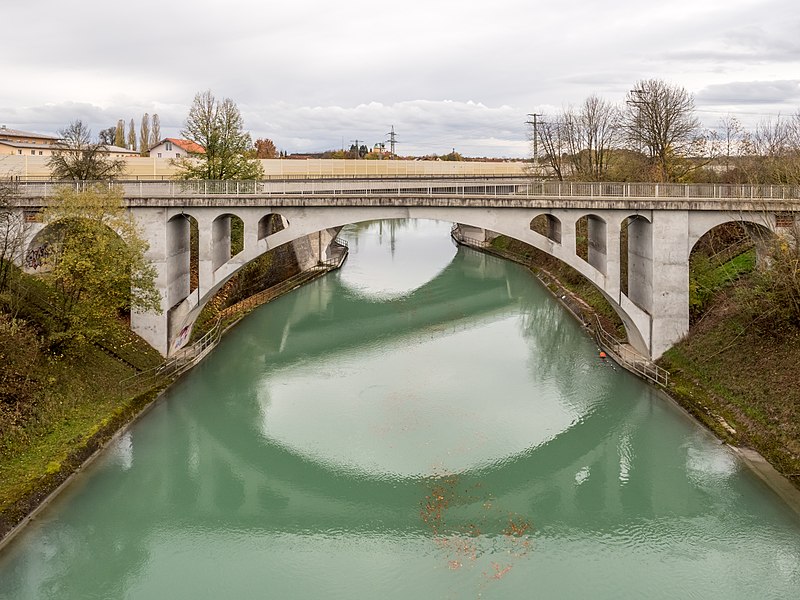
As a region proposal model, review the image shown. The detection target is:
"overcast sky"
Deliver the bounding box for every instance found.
[2,0,799,157]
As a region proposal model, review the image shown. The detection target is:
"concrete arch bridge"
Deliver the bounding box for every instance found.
[12,178,800,360]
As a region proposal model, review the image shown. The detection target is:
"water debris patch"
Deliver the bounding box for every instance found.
[419,472,533,590]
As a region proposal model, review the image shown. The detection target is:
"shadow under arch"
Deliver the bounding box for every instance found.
[257,213,288,240]
[211,213,245,272]
[530,214,562,244]
[575,213,608,275]
[619,213,653,311]
[166,212,199,310]
[689,215,776,265]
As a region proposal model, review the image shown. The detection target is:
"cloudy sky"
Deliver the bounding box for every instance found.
[2,0,799,157]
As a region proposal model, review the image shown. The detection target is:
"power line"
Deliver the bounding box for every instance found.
[350,139,362,158]
[526,113,542,161]
[386,125,399,155]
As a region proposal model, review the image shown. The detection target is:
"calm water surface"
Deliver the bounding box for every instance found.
[1,219,799,599]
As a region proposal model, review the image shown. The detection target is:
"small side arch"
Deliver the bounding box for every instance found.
[619,214,653,310]
[211,213,245,271]
[258,213,289,240]
[166,213,198,310]
[575,213,607,275]
[530,214,562,244]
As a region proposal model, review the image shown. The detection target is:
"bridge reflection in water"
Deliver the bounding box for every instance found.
[1,220,798,600]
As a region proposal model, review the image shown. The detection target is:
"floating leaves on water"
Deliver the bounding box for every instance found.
[418,472,534,587]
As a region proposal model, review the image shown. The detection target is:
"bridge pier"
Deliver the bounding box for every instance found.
[647,211,691,359]
[129,208,172,355]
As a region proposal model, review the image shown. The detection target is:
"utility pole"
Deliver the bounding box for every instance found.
[526,113,542,163]
[386,125,398,156]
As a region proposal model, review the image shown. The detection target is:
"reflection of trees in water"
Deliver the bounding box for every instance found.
[516,283,595,388]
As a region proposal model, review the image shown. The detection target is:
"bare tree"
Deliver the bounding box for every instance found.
[0,179,26,292]
[743,114,800,185]
[139,113,151,156]
[98,127,116,146]
[174,90,264,180]
[150,113,161,148]
[624,79,702,181]
[534,118,568,181]
[47,120,125,180]
[562,95,621,180]
[716,115,745,174]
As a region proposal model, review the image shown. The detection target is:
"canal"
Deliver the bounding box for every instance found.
[0,219,798,599]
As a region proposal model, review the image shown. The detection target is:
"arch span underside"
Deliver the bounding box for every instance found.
[126,205,782,360]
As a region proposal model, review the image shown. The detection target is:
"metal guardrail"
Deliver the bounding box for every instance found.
[121,318,224,389]
[11,179,800,202]
[593,316,670,387]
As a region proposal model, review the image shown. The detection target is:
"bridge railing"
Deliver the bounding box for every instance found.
[12,179,800,201]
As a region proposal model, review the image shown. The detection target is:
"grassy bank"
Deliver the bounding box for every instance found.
[0,272,166,539]
[659,279,800,486]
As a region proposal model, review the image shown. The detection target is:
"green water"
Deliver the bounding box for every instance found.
[1,219,799,599]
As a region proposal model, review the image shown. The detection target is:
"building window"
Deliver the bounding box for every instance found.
[17,150,21,155]
[175,153,181,158]
[31,150,35,155]
[157,153,162,158]
[165,142,172,151]
[39,151,43,155]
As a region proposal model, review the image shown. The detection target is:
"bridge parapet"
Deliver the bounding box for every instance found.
[9,179,800,200]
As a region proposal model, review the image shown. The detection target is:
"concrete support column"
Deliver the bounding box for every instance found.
[558,212,578,263]
[648,210,690,359]
[292,227,340,269]
[456,224,499,243]
[627,216,653,313]
[587,215,608,275]
[130,207,170,356]
[195,213,215,299]
[242,213,260,255]
[211,214,232,271]
[165,216,191,308]
[605,217,621,299]
[546,214,562,243]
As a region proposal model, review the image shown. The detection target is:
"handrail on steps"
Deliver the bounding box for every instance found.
[593,316,669,387]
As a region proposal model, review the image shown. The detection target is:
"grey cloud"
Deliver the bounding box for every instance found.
[3,0,800,157]
[696,80,800,105]
[244,100,529,156]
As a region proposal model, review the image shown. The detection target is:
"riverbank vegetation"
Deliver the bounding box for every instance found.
[0,265,165,538]
[661,226,800,485]
[0,186,165,538]
[0,182,313,539]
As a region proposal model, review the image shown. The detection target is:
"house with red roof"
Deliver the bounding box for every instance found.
[149,138,205,159]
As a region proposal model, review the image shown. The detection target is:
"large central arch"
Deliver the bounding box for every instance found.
[127,203,781,360]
